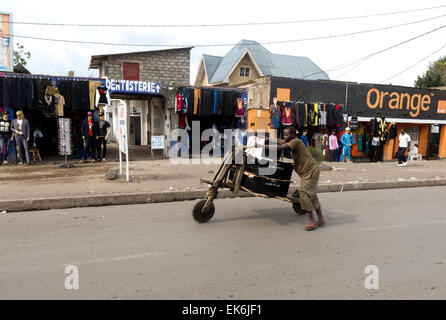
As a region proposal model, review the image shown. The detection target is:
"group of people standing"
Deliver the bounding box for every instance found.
[0,110,34,165]
[80,111,111,162]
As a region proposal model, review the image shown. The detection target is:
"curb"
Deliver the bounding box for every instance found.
[1,178,446,213]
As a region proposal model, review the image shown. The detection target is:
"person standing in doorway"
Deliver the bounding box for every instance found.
[96,112,111,162]
[0,111,11,165]
[341,127,352,162]
[328,129,338,162]
[397,128,411,167]
[11,110,31,165]
[81,111,99,162]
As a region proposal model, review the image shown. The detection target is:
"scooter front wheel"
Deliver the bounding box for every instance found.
[192,200,215,223]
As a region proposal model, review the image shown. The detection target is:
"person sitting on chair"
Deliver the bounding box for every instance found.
[265,126,325,231]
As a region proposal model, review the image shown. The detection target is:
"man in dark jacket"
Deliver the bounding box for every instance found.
[81,111,99,162]
[11,110,31,165]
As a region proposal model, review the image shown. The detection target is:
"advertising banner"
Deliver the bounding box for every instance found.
[0,12,13,72]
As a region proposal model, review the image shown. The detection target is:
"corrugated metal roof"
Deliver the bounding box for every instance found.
[203,54,223,80]
[269,54,329,80]
[207,39,328,83]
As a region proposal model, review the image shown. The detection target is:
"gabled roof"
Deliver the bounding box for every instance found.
[202,54,223,80]
[200,39,328,84]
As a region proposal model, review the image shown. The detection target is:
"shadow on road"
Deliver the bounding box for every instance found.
[212,205,357,228]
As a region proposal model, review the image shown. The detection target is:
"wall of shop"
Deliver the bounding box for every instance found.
[99,48,191,87]
[243,76,271,109]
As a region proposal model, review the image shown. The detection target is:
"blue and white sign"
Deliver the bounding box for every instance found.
[106,79,162,94]
[151,136,165,150]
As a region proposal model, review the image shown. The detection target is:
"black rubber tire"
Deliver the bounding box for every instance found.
[193,200,215,223]
[292,202,307,216]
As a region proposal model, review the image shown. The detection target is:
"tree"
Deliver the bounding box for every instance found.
[13,42,31,66]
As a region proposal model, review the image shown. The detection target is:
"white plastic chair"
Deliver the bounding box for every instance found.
[408,147,422,161]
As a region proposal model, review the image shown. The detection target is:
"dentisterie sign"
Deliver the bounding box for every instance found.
[106,79,162,94]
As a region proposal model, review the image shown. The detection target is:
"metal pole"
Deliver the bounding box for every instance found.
[126,150,129,182]
[344,83,349,112]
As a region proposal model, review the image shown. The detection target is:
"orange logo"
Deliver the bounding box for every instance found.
[437,100,446,114]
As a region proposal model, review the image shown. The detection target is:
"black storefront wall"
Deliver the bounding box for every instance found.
[346,83,446,121]
[270,76,446,121]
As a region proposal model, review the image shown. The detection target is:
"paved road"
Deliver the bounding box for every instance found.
[0,186,445,299]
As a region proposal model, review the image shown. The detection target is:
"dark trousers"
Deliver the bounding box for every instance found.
[369,145,378,162]
[15,135,30,164]
[329,149,337,162]
[397,147,407,164]
[377,144,384,162]
[96,137,107,160]
[83,136,97,160]
[0,135,10,163]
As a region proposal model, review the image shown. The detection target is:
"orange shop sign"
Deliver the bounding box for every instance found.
[366,88,432,118]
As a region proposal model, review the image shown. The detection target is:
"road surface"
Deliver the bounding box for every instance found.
[0,186,445,299]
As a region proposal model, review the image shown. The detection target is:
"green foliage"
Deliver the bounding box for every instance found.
[414,56,446,89]
[13,43,31,67]
[308,146,324,163]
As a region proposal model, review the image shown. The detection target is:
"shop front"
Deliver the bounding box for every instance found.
[243,76,446,161]
[0,72,106,160]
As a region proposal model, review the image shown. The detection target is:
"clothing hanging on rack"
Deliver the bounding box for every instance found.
[95,86,110,108]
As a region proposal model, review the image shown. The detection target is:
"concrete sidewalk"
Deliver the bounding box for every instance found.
[1,157,446,212]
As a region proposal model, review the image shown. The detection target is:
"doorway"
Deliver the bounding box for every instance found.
[130,116,141,145]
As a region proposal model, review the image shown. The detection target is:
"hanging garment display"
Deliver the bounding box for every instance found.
[175,93,183,113]
[319,103,327,127]
[95,86,110,107]
[193,88,201,115]
[378,117,387,141]
[281,103,293,126]
[297,102,307,127]
[54,93,65,117]
[292,102,300,128]
[350,115,359,130]
[358,133,364,151]
[89,81,102,110]
[200,88,214,116]
[270,102,281,129]
[235,97,245,117]
[43,94,56,115]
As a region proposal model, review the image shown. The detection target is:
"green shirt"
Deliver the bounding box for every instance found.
[285,138,318,177]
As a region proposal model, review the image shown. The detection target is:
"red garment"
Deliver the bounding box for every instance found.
[178,113,186,128]
[175,94,182,113]
[235,98,245,117]
[88,120,93,136]
[281,106,293,125]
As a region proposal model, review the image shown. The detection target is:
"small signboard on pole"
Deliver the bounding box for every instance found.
[151,135,165,160]
[118,102,129,182]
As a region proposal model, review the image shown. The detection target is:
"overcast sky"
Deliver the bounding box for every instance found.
[2,0,446,87]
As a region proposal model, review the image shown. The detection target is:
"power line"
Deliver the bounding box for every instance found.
[379,43,446,83]
[5,4,446,28]
[1,14,445,48]
[300,24,446,79]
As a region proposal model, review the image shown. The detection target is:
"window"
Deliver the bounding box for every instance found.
[240,67,250,78]
[404,126,419,145]
[123,62,140,80]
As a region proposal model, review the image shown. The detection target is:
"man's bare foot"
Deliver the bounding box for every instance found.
[317,219,326,227]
